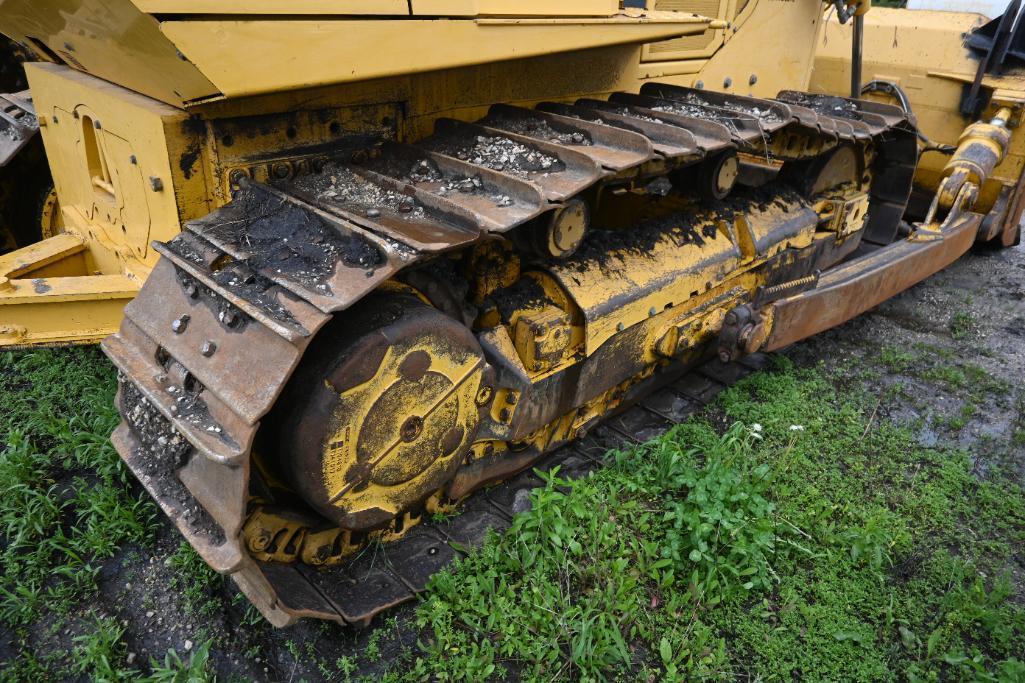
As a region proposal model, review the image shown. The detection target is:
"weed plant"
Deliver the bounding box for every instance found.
[406,359,1025,681]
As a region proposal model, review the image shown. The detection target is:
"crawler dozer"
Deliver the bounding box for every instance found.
[0,0,1022,626]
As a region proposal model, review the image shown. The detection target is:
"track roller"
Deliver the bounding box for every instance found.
[672,150,740,201]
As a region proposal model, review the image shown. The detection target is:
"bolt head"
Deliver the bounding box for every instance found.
[399,415,424,443]
[201,341,217,357]
[251,530,272,552]
[171,315,190,334]
[149,176,164,192]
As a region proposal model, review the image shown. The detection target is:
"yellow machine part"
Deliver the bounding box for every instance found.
[0,1,714,107]
[2,3,1021,349]
[0,0,834,347]
[0,0,1019,626]
[811,7,1025,226]
[0,63,208,345]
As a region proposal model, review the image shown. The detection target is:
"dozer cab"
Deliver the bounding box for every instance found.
[0,0,1021,626]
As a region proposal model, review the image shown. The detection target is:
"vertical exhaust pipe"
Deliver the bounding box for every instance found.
[851,13,864,99]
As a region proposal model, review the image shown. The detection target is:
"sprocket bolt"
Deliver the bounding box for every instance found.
[250,529,272,552]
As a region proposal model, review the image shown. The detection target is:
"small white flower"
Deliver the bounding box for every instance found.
[751,423,763,432]
[789,425,805,432]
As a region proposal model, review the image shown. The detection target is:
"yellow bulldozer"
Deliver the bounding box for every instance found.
[0,0,1022,626]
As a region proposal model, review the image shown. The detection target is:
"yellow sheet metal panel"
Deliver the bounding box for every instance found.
[0,232,137,347]
[26,63,206,275]
[0,273,138,305]
[409,0,618,15]
[642,0,725,62]
[810,8,1025,213]
[132,0,409,12]
[0,0,218,107]
[190,41,650,142]
[0,273,136,347]
[132,0,617,14]
[643,30,722,62]
[637,0,823,98]
[0,233,85,278]
[160,13,713,98]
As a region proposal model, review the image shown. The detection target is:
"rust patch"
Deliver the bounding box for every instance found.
[398,350,431,382]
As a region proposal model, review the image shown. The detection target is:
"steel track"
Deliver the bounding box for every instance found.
[103,86,918,626]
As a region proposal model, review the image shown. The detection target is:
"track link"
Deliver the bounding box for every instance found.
[104,85,918,626]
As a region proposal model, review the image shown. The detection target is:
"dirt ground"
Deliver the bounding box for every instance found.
[1,238,1022,681]
[789,238,1025,485]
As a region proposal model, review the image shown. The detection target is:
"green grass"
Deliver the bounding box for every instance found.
[0,348,216,681]
[0,348,147,628]
[950,311,976,341]
[1,347,1022,681]
[394,358,1025,681]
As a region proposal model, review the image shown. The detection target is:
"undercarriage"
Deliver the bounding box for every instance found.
[101,84,947,626]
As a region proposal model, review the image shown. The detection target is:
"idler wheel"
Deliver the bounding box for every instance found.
[783,144,864,197]
[273,293,486,532]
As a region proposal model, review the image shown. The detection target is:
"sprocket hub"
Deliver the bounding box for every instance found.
[276,294,486,532]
